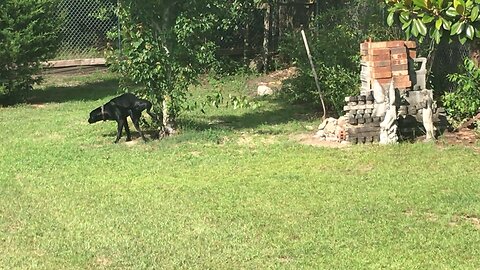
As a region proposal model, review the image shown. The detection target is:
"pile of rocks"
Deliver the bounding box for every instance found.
[313,117,348,142]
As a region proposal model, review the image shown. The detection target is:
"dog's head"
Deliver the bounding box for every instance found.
[88,106,103,124]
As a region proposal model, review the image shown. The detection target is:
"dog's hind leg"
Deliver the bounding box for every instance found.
[130,111,148,142]
[138,99,159,124]
[114,118,126,143]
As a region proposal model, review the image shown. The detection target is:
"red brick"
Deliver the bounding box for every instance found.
[372,71,392,79]
[386,40,406,48]
[391,53,408,60]
[391,64,408,71]
[371,66,392,73]
[393,75,411,83]
[367,60,391,67]
[392,70,409,76]
[408,50,417,59]
[369,48,390,55]
[390,47,407,54]
[368,41,388,49]
[391,59,408,65]
[376,78,393,85]
[404,41,417,49]
[395,81,412,89]
[365,54,391,61]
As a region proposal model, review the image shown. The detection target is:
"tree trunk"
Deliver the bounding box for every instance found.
[244,22,249,69]
[159,2,178,136]
[263,2,271,73]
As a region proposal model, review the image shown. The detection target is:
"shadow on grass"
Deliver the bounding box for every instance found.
[180,98,319,132]
[27,79,118,104]
[101,129,160,143]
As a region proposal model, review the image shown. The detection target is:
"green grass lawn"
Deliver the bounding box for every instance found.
[1,71,479,269]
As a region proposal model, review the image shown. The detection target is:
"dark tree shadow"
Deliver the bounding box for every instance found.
[179,99,319,132]
[27,79,118,104]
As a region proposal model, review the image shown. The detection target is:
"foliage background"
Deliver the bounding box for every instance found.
[278,0,402,116]
[0,0,61,104]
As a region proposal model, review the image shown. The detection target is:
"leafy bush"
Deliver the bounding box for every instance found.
[281,65,358,116]
[443,58,480,121]
[0,0,60,104]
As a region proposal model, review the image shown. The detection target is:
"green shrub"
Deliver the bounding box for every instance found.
[443,58,480,122]
[0,0,60,104]
[281,65,358,116]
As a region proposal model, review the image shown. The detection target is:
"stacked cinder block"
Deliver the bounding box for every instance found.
[343,93,381,144]
[360,40,417,94]
[397,91,448,136]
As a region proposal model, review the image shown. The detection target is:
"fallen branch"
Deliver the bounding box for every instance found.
[455,112,480,131]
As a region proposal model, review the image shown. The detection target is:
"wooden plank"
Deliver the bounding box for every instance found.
[43,58,106,68]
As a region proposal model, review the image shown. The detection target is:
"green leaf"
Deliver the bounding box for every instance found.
[414,18,428,36]
[411,20,420,36]
[400,11,410,22]
[454,0,466,8]
[446,7,459,17]
[441,17,452,30]
[456,4,466,14]
[413,0,427,8]
[471,5,479,20]
[451,21,460,34]
[435,18,443,30]
[387,12,395,26]
[458,33,468,44]
[466,24,475,39]
[402,20,412,30]
[422,14,435,23]
[433,28,442,43]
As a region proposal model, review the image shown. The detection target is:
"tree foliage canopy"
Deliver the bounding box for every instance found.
[384,0,480,44]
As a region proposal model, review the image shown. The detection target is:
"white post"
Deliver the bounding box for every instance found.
[301,29,327,120]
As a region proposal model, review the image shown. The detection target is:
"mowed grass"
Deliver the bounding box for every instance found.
[1,71,479,269]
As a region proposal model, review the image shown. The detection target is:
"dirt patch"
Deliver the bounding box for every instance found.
[247,67,298,93]
[30,104,47,109]
[293,133,351,148]
[439,128,478,145]
[124,139,141,146]
[437,128,479,152]
[94,255,112,267]
[237,133,278,147]
[450,214,480,230]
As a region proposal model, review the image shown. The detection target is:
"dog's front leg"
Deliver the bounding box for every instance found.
[114,119,125,143]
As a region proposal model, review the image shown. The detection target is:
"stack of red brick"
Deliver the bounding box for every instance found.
[360,40,417,92]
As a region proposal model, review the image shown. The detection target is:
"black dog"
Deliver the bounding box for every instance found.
[88,93,157,143]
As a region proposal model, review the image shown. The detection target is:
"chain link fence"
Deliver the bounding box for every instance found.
[431,42,469,93]
[55,0,117,60]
